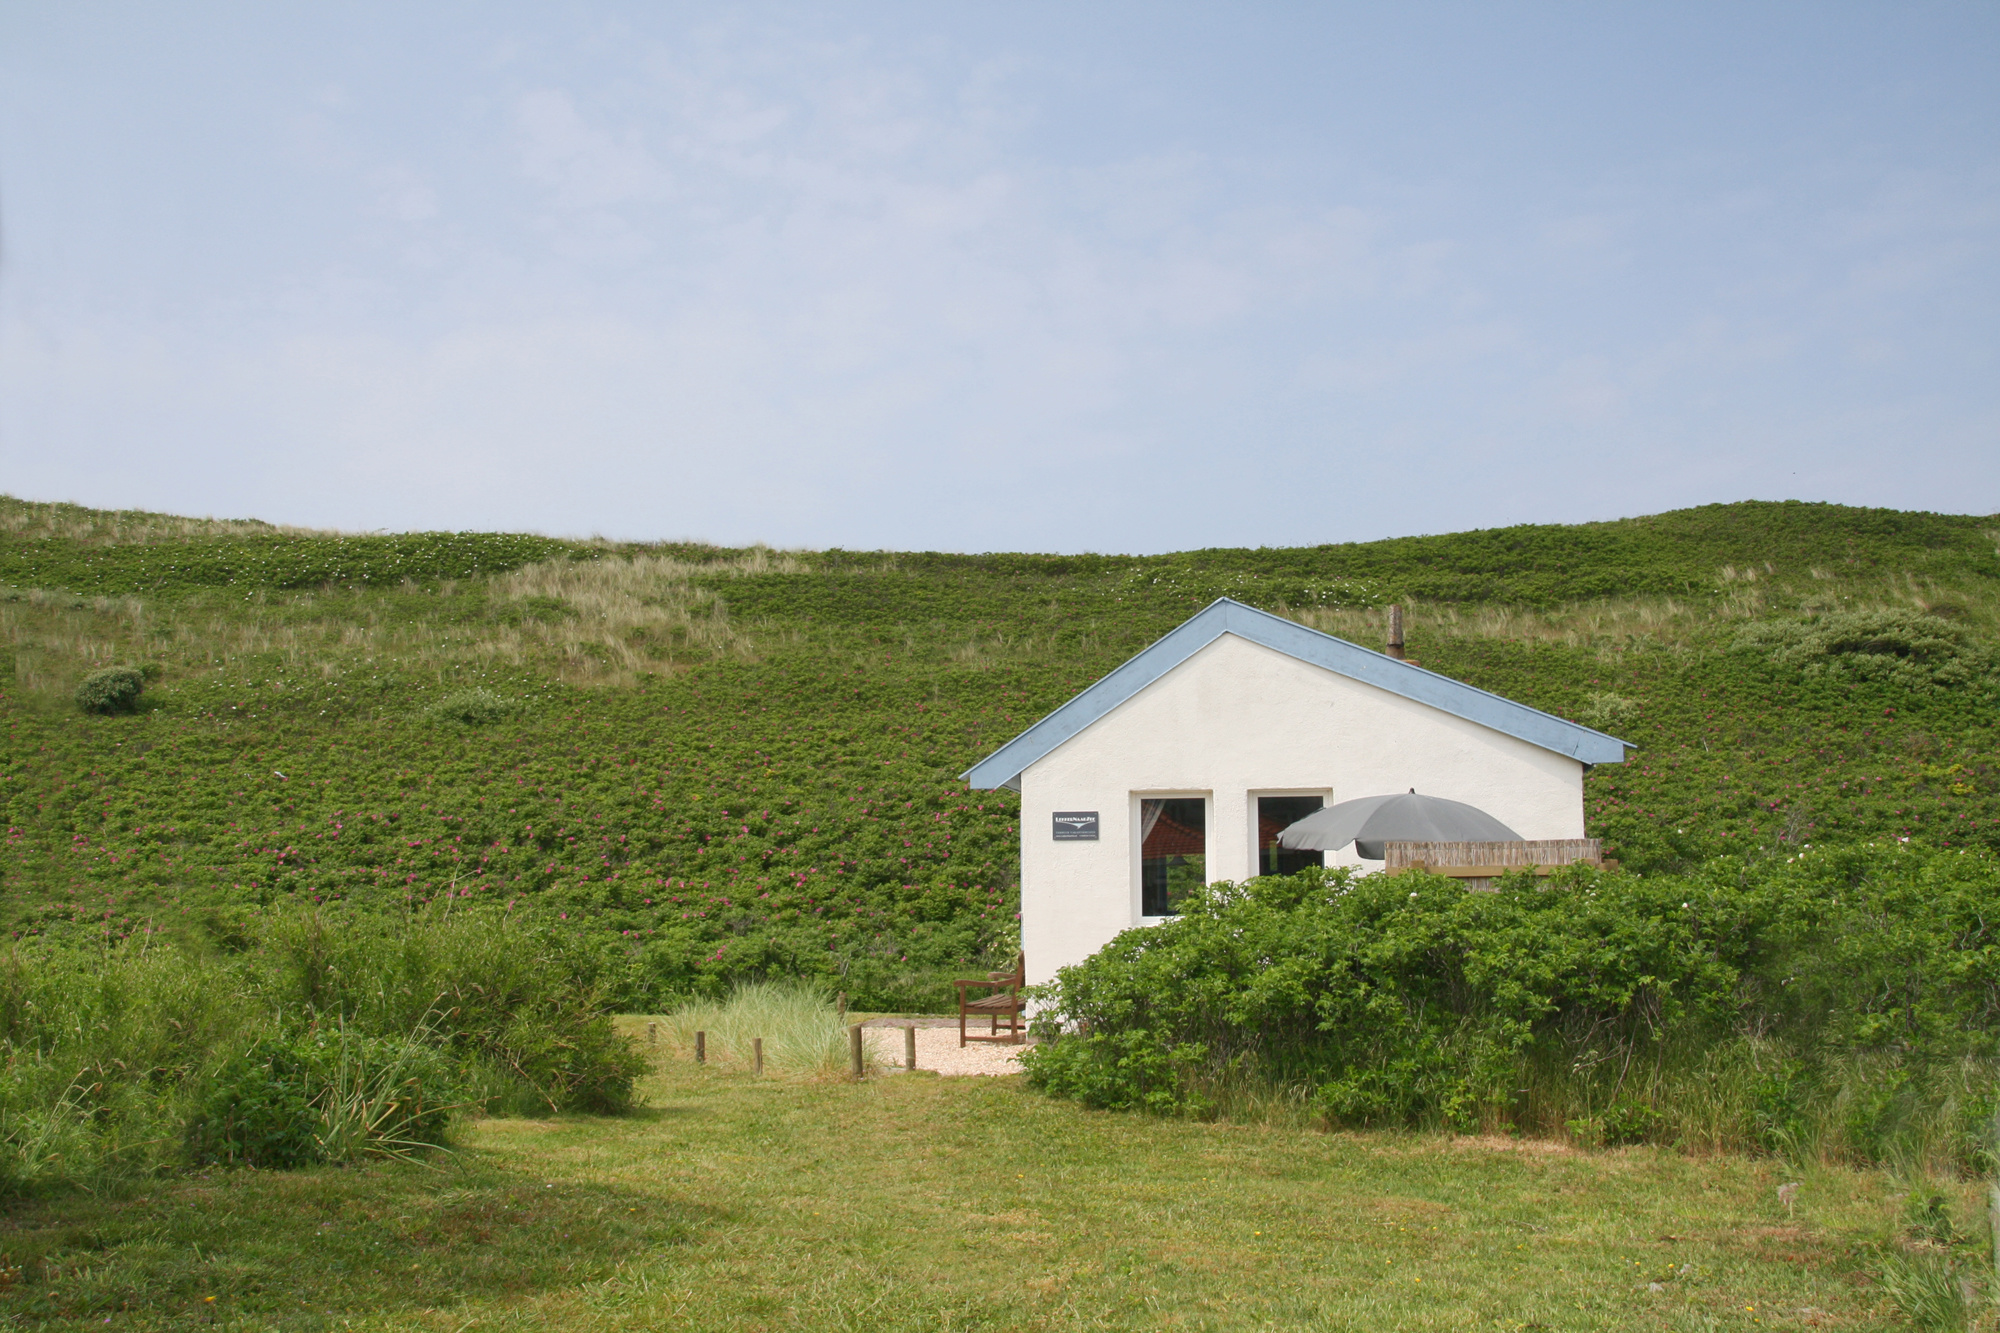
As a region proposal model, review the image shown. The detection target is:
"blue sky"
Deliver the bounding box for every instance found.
[2,3,1996,551]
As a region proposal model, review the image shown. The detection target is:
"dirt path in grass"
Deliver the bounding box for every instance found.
[860,1019,1033,1075]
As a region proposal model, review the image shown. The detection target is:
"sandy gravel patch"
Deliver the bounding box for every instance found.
[864,1023,1032,1077]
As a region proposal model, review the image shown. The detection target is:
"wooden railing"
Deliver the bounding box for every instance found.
[1381,839,1611,890]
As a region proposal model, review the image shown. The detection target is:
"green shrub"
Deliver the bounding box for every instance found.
[1566,1100,1663,1148]
[1022,846,2000,1164]
[74,666,144,714]
[0,943,257,1194]
[428,687,515,726]
[1732,609,1993,692]
[188,1028,455,1168]
[0,904,642,1198]
[261,907,647,1114]
[1574,690,1641,733]
[189,1037,322,1168]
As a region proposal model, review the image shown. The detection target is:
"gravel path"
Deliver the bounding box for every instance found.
[862,1022,1033,1077]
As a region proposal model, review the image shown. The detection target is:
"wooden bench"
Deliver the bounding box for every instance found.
[955,953,1026,1046]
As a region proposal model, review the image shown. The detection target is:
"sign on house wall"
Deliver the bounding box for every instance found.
[1052,811,1099,840]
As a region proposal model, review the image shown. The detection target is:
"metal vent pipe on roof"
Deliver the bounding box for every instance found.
[1386,605,1406,660]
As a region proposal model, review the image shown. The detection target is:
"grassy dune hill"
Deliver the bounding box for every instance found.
[1,495,1996,1007]
[2,495,1998,1330]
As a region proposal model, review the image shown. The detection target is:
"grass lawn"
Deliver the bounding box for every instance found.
[0,1020,1940,1331]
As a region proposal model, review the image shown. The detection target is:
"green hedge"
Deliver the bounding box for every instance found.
[1022,845,2000,1163]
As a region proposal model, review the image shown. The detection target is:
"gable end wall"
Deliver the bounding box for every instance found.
[1018,633,1585,985]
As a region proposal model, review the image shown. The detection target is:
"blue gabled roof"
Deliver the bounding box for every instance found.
[960,598,1628,790]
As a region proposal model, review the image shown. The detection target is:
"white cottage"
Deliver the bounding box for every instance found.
[961,598,1628,986]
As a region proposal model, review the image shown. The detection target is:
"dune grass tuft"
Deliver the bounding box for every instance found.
[656,980,860,1077]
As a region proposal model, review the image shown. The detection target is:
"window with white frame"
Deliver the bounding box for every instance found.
[1139,797,1206,916]
[1256,794,1325,877]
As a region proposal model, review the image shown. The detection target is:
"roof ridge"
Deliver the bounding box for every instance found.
[960,597,1628,790]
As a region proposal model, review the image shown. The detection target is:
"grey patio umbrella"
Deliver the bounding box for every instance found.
[1276,789,1521,860]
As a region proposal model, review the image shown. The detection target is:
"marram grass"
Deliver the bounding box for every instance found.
[654,978,860,1077]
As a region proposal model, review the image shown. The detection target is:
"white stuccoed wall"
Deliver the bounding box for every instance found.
[1018,632,1586,986]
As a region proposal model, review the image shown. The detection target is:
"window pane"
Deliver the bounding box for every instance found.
[1257,795,1325,877]
[1140,797,1206,916]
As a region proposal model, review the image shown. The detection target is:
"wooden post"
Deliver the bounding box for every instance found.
[753,1037,764,1074]
[849,1024,864,1079]
[695,1030,706,1064]
[1386,605,1406,661]
[836,991,847,1020]
[904,1024,917,1071]
[1990,1183,1999,1291]
[646,1021,657,1046]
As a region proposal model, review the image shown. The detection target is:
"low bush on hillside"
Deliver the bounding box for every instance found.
[74,666,145,714]
[1022,846,2000,1169]
[1573,690,1641,733]
[1733,609,1996,694]
[427,686,516,726]
[0,905,644,1197]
